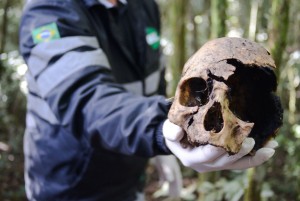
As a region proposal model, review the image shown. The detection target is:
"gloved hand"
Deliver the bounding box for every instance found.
[163,119,278,173]
[152,155,182,198]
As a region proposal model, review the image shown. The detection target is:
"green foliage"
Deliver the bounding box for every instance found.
[0,54,27,201]
[198,175,244,201]
[268,50,300,200]
[196,170,277,201]
[0,0,23,53]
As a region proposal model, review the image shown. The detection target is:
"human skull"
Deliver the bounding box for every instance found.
[168,37,283,154]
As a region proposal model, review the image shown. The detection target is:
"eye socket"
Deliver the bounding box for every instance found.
[179,77,210,107]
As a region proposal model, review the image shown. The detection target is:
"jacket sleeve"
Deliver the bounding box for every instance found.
[19,0,171,157]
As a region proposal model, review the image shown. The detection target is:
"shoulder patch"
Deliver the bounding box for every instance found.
[145,27,160,50]
[32,22,61,44]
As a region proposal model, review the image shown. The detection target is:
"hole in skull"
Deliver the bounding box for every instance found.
[226,59,277,121]
[188,116,194,128]
[204,102,224,133]
[179,78,210,107]
[225,59,283,151]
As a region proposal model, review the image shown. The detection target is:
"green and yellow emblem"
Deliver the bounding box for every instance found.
[145,27,160,50]
[32,22,61,44]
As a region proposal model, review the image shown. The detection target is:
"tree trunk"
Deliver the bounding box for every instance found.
[287,62,297,123]
[0,0,10,53]
[168,0,188,95]
[268,0,290,75]
[0,0,10,78]
[243,168,261,201]
[210,0,227,39]
[191,11,200,53]
[248,0,259,41]
[197,172,220,201]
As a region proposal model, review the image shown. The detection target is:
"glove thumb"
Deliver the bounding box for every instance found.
[163,119,184,141]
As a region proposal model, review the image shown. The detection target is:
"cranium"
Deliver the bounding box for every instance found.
[168,37,283,154]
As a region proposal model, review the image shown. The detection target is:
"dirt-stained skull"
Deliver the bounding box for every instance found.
[168,37,283,155]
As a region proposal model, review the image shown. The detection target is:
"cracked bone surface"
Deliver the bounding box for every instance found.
[168,37,283,154]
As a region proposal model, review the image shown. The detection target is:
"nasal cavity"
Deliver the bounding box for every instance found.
[204,102,224,133]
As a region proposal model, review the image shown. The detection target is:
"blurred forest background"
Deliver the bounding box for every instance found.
[0,0,299,200]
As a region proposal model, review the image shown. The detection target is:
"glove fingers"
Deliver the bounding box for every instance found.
[226,147,275,170]
[189,144,226,164]
[166,139,226,167]
[206,137,255,168]
[264,139,278,149]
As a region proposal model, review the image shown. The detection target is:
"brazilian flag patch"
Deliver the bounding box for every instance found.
[32,22,61,44]
[145,27,160,50]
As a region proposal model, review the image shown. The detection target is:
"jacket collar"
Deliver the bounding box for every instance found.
[98,0,127,8]
[83,0,127,8]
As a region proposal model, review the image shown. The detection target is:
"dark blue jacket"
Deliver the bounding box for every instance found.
[19,0,171,200]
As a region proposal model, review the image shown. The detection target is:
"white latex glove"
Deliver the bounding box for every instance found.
[163,119,278,173]
[152,155,182,198]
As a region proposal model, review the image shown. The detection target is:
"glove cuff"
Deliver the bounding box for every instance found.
[154,121,172,155]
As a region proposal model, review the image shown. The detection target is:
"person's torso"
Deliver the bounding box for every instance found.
[84,0,163,96]
[23,0,163,200]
